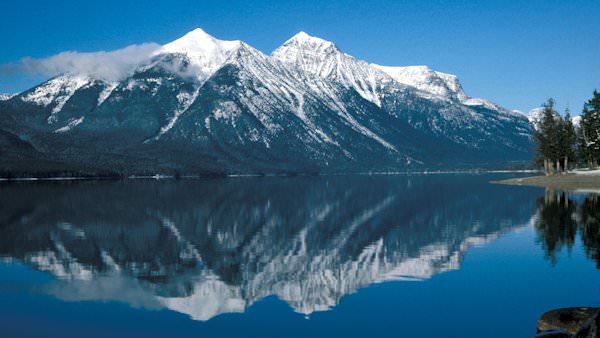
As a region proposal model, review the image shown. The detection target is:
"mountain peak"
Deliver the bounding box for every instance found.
[158,28,243,81]
[162,28,241,55]
[273,32,393,107]
[281,31,337,51]
[271,31,341,71]
[291,31,311,40]
[185,27,214,39]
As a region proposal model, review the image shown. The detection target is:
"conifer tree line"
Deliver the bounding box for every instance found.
[534,90,600,175]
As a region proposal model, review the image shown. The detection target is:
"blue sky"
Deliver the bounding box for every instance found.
[1,0,598,114]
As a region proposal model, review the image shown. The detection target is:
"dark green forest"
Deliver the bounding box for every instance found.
[534,90,600,174]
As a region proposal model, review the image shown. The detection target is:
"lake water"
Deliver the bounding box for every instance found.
[1,174,599,337]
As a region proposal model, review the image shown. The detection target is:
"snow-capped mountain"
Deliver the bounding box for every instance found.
[527,107,546,130]
[372,64,467,101]
[526,107,581,130]
[572,115,582,129]
[272,31,399,107]
[0,175,539,320]
[0,28,534,175]
[0,93,15,101]
[371,64,512,112]
[159,28,243,82]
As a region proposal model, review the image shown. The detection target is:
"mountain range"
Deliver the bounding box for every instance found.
[0,28,534,175]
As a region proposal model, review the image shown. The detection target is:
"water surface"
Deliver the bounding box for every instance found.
[1,174,599,337]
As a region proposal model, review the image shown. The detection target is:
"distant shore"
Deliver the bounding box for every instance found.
[493,170,600,191]
[0,170,538,182]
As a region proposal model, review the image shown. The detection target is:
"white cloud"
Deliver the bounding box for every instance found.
[7,43,162,82]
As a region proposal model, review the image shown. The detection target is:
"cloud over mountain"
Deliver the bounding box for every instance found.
[2,43,161,82]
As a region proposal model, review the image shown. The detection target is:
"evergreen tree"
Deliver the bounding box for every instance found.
[559,109,577,173]
[533,120,548,170]
[534,98,560,174]
[578,123,591,167]
[579,90,600,169]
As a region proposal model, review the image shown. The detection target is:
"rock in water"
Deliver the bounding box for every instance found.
[536,329,574,338]
[537,307,599,336]
[575,311,600,338]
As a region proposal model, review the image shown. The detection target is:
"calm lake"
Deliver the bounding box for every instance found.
[1,174,599,337]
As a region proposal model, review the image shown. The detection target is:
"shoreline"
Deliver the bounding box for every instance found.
[0,170,539,182]
[493,173,600,190]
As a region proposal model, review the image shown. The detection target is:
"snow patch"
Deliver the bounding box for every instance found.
[97,82,118,106]
[154,88,200,139]
[572,169,600,176]
[54,117,85,133]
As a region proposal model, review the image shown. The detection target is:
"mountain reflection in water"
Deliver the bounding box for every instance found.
[0,175,539,321]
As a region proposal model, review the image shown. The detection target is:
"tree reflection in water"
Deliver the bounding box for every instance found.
[534,189,600,267]
[580,194,600,267]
